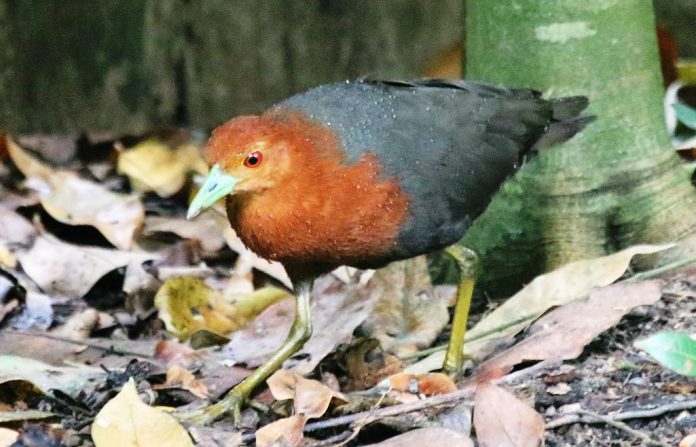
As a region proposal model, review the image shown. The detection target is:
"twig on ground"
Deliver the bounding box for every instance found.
[546,399,696,429]
[546,399,696,447]
[554,408,671,447]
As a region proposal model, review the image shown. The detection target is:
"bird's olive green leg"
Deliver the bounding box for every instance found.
[176,280,313,426]
[442,245,478,377]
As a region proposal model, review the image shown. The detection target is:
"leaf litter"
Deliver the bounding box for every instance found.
[0,134,693,446]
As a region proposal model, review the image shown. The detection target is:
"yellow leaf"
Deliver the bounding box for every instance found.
[117,140,207,197]
[154,277,289,339]
[267,369,347,419]
[91,378,192,447]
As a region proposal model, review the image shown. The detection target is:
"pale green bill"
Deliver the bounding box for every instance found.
[187,164,238,219]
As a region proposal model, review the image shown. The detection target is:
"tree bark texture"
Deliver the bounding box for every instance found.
[461,0,696,294]
[0,0,460,133]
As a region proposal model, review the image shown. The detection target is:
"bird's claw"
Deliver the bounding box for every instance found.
[174,390,245,426]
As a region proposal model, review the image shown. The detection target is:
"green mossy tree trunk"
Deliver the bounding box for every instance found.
[461,0,696,295]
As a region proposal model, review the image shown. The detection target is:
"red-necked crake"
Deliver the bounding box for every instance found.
[182,78,593,424]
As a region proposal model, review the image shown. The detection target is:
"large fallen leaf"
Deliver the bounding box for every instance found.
[154,276,289,339]
[408,244,672,374]
[474,382,544,447]
[255,414,307,447]
[635,331,696,377]
[41,172,144,249]
[364,428,474,447]
[92,378,192,447]
[361,256,451,356]
[475,281,662,379]
[267,369,347,419]
[7,137,144,249]
[0,355,104,395]
[117,139,207,197]
[19,236,157,298]
[222,274,380,374]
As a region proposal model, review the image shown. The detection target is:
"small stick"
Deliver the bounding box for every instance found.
[546,399,696,429]
[549,408,671,447]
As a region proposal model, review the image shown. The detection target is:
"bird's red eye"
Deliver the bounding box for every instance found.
[244,151,263,168]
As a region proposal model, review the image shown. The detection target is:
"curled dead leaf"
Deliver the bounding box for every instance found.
[154,366,210,399]
[267,369,347,419]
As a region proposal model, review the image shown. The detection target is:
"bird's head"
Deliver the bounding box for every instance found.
[187,112,331,219]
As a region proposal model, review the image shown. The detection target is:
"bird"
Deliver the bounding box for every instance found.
[182,78,593,424]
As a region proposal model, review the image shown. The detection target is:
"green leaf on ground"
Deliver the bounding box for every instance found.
[635,331,696,377]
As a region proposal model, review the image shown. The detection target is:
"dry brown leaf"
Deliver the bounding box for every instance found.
[344,339,404,391]
[255,414,307,447]
[19,236,157,298]
[154,366,210,399]
[91,378,192,447]
[7,137,144,249]
[364,428,474,447]
[117,139,207,197]
[154,340,206,368]
[361,256,451,356]
[475,281,662,379]
[474,382,544,447]
[0,427,19,446]
[267,369,347,419]
[143,214,227,253]
[222,274,380,374]
[408,244,673,374]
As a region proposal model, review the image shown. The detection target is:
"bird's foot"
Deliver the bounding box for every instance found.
[174,390,244,426]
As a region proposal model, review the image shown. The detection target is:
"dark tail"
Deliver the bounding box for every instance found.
[531,96,595,151]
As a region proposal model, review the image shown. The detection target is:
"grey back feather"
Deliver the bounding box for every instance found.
[275,79,591,263]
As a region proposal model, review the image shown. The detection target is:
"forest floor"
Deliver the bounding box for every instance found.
[0,133,694,447]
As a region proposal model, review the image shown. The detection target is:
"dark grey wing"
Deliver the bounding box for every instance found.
[275,78,591,261]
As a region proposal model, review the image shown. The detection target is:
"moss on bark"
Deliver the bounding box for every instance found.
[461,0,696,295]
